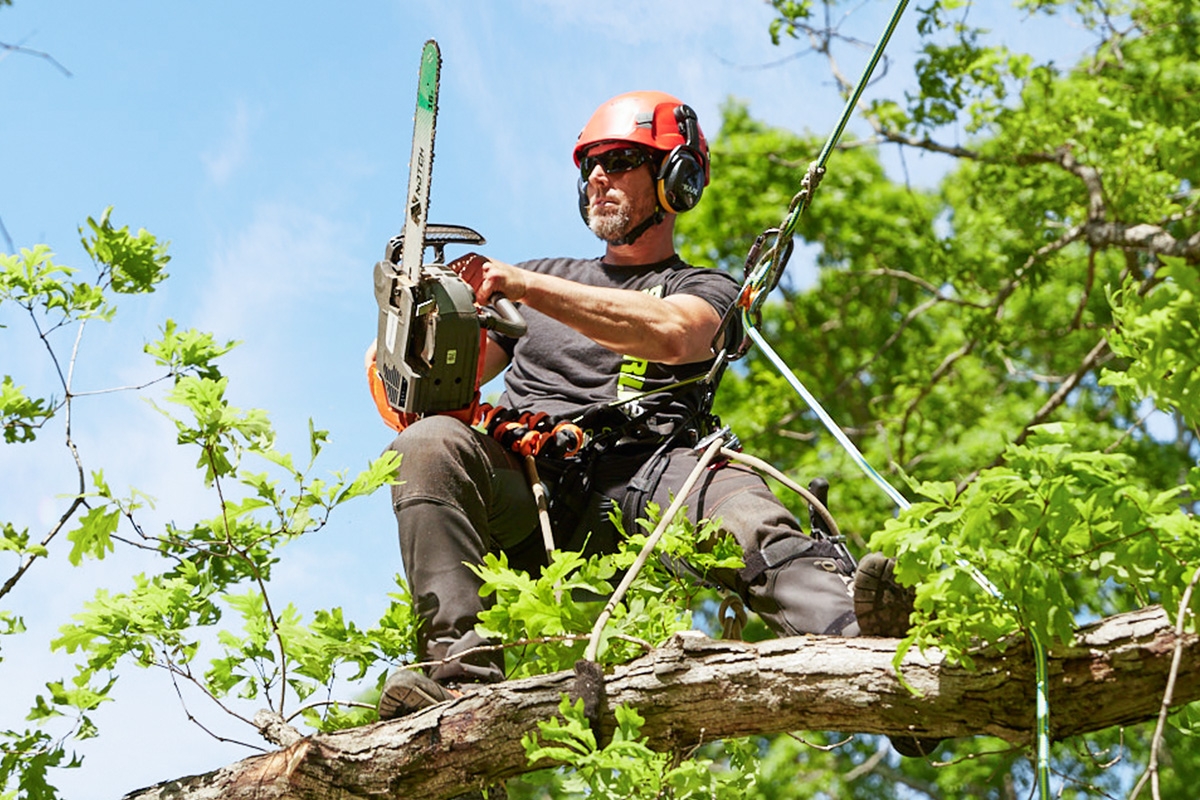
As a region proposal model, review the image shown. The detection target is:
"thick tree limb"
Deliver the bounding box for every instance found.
[1082,221,1200,262]
[122,606,1197,800]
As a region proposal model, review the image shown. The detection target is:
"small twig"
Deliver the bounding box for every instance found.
[899,340,977,464]
[1000,355,1065,384]
[1069,248,1098,331]
[0,495,85,600]
[836,296,937,396]
[0,38,73,76]
[786,731,854,751]
[1010,337,1111,450]
[283,700,377,725]
[1049,764,1123,800]
[860,267,991,308]
[158,654,266,752]
[68,373,176,397]
[929,743,1024,769]
[959,336,1112,491]
[871,129,986,161]
[1071,727,1124,770]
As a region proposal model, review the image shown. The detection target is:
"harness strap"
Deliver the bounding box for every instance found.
[823,609,858,637]
[739,537,816,584]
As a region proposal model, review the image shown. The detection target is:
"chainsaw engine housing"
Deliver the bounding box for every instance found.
[373,227,486,415]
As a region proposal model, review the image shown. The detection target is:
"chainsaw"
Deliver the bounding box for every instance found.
[370,40,525,427]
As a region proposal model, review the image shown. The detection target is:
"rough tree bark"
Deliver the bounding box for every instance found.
[122,606,1197,800]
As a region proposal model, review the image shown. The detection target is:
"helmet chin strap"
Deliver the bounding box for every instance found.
[608,205,665,247]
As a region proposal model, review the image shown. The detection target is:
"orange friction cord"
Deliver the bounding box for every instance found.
[516,431,541,456]
[550,422,585,458]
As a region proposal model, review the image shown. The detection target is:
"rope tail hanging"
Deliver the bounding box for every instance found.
[734,3,1054,797]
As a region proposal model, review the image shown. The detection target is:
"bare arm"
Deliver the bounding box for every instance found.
[480,336,511,383]
[476,259,722,365]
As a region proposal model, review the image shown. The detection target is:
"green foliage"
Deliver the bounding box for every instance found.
[78,207,169,295]
[522,696,757,800]
[0,244,109,322]
[49,374,407,730]
[872,423,1200,671]
[144,319,238,382]
[1,377,53,444]
[472,508,739,679]
[766,1,815,46]
[1,208,406,796]
[1,523,47,565]
[1105,257,1200,430]
[0,729,77,800]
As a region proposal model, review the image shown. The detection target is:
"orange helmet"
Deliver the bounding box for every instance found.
[574,91,709,215]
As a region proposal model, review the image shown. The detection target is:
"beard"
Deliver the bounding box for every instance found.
[587,201,633,243]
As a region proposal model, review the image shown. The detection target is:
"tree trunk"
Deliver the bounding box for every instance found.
[122,606,1198,800]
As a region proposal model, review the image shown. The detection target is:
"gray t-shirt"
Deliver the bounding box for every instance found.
[493,255,740,436]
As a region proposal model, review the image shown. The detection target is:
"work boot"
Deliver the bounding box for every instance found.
[377,669,461,721]
[852,553,943,758]
[852,552,916,637]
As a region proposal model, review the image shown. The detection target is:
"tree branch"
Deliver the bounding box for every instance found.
[1082,221,1200,262]
[122,606,1198,800]
[864,133,1200,263]
[0,39,73,76]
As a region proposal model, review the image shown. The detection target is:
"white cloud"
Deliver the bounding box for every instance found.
[201,99,259,187]
[193,203,361,388]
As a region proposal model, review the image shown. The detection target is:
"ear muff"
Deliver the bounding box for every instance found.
[656,145,706,213]
[655,105,707,214]
[577,175,590,224]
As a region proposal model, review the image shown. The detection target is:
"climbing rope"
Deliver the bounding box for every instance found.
[734,2,1054,797]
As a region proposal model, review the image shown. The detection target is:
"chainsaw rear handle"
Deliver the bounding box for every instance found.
[480,293,527,338]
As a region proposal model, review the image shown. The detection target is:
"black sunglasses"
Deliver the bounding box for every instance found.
[579,147,653,179]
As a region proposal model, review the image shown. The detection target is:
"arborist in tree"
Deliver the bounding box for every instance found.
[373,91,918,736]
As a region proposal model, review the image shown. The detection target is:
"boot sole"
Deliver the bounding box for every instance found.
[378,671,460,720]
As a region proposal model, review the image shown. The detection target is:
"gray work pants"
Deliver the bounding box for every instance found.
[387,415,858,684]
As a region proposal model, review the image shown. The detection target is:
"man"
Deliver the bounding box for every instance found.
[375,92,919,742]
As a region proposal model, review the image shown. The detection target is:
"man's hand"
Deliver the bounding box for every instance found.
[448,253,528,306]
[477,258,529,305]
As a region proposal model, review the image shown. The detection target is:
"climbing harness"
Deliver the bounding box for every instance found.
[729,2,1055,796]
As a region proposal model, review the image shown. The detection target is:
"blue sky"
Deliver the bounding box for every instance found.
[0,2,1098,797]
